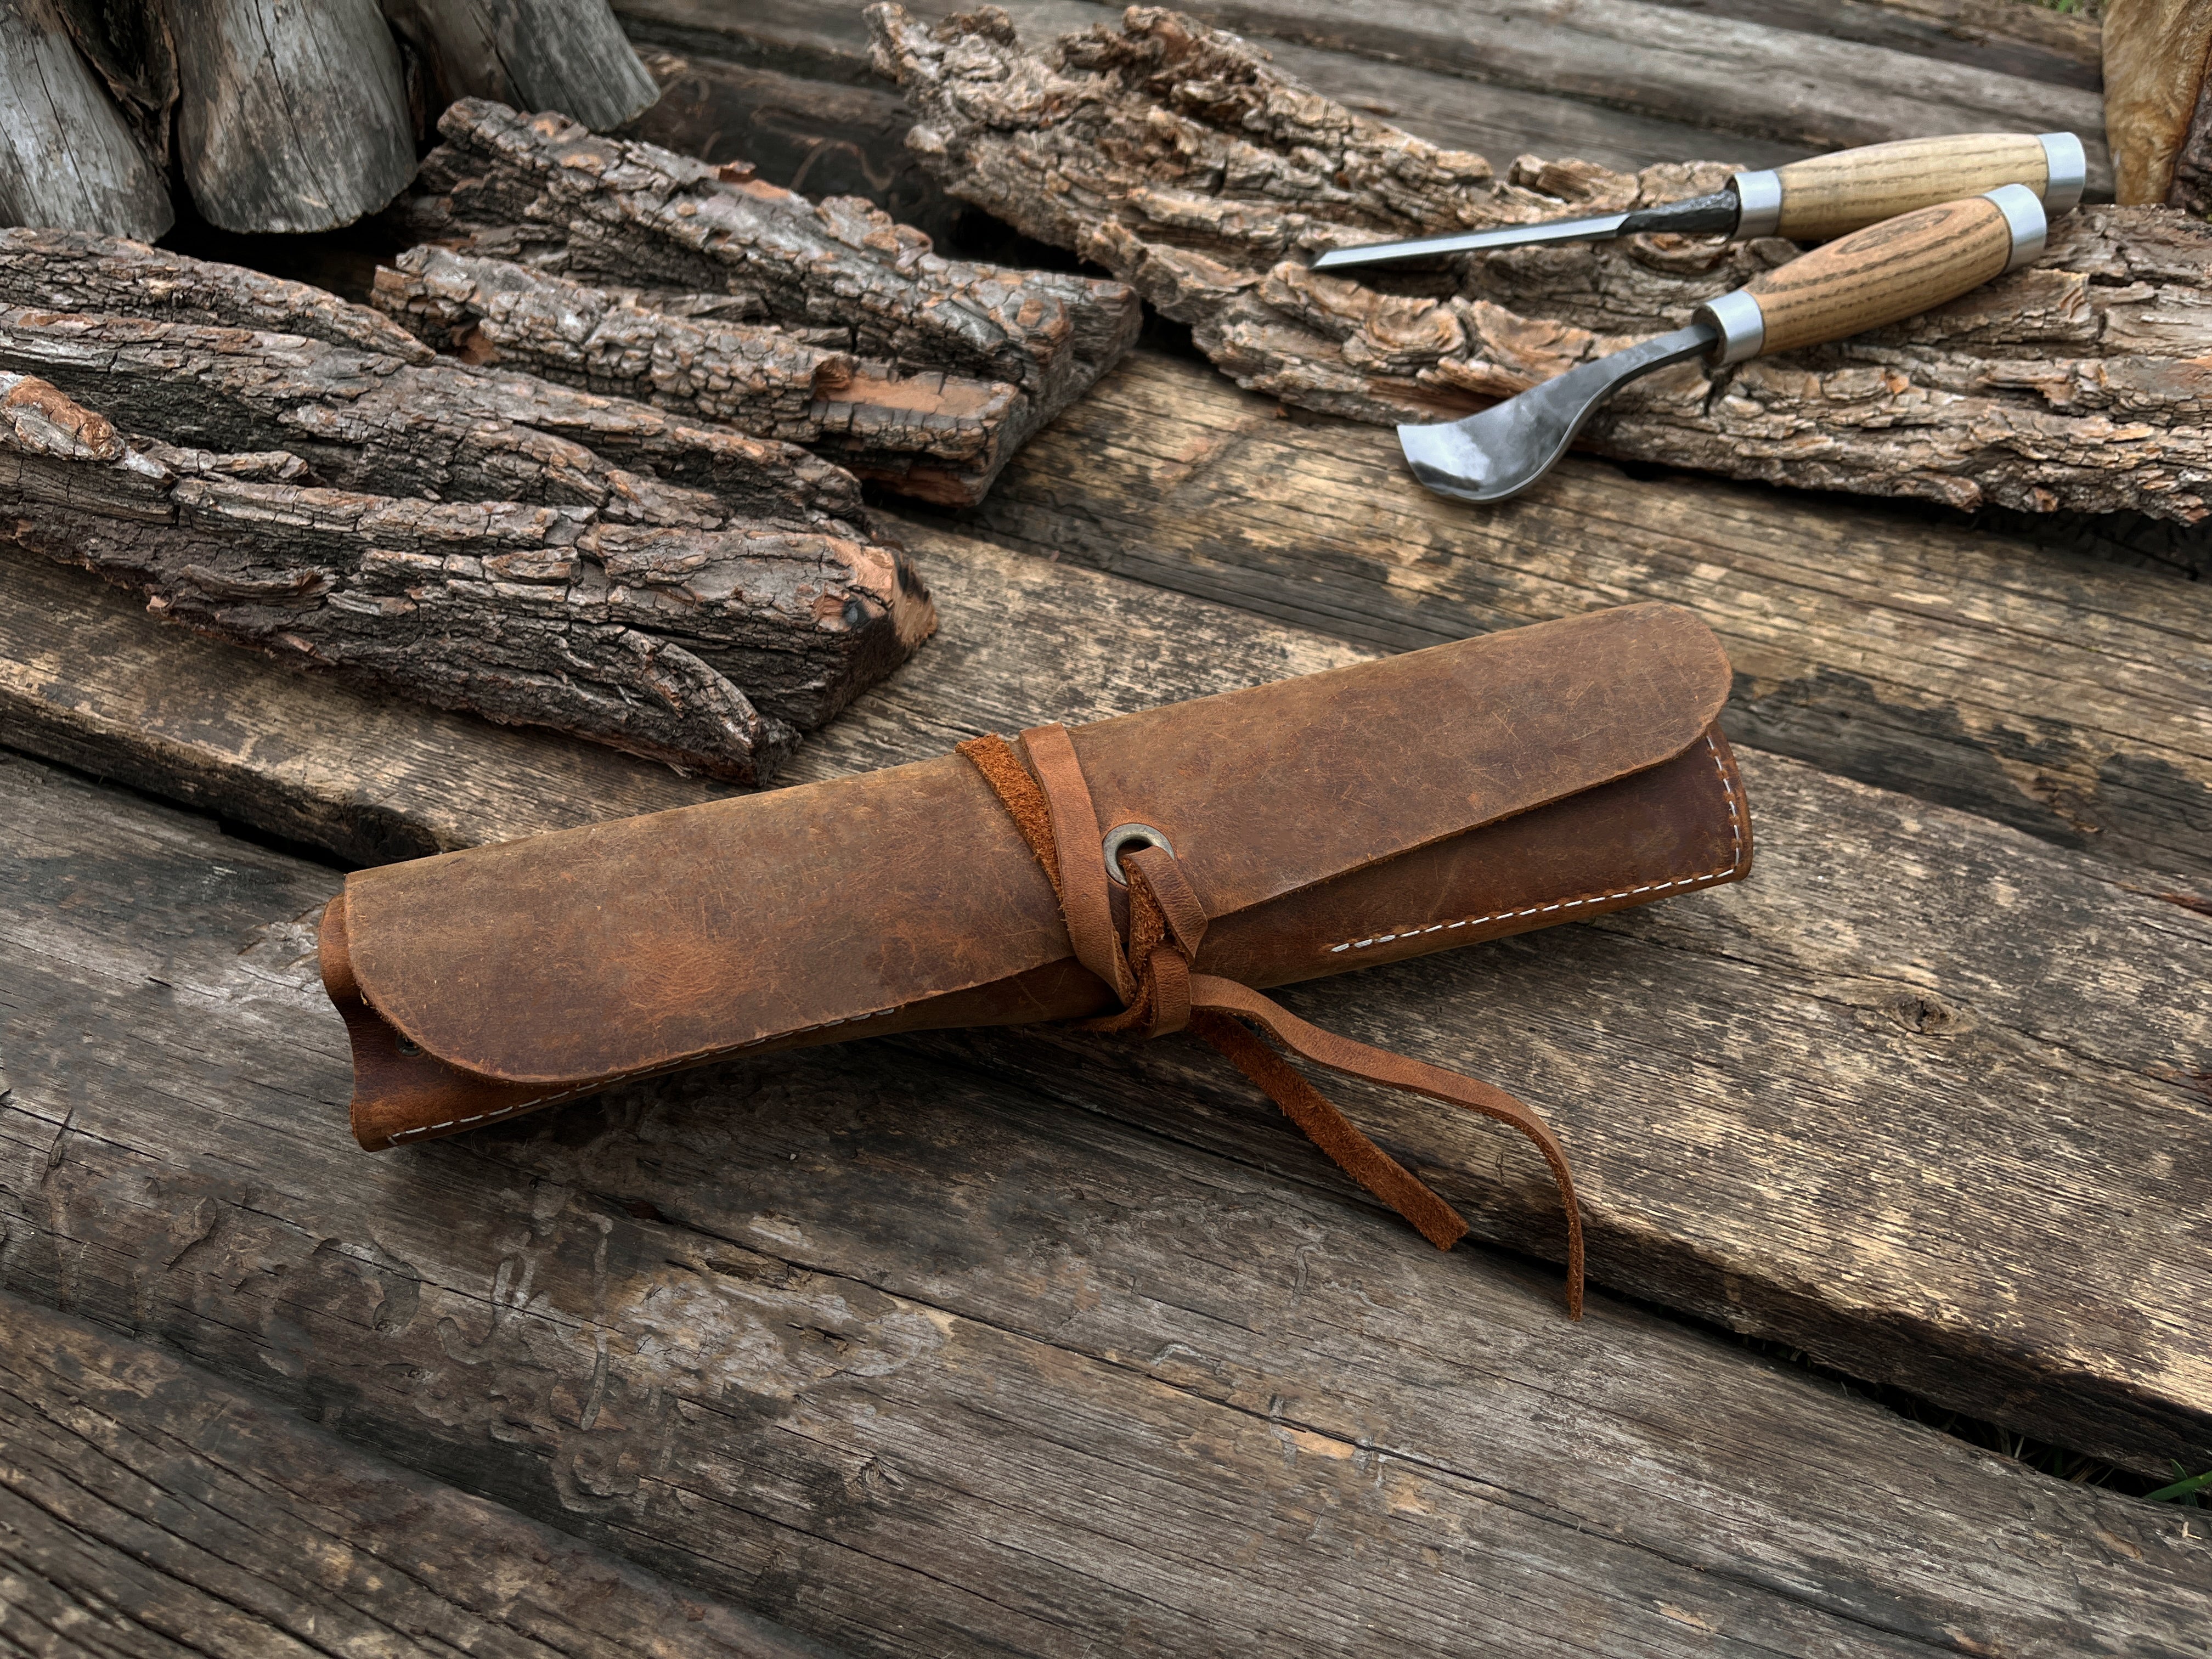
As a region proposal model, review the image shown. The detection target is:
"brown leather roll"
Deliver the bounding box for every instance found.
[321,600,1752,1309]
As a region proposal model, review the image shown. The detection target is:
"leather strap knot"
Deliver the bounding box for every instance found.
[960,724,1587,1319]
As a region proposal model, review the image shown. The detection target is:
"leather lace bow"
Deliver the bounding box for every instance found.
[960,724,1587,1318]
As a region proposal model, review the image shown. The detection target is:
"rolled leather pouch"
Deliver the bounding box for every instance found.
[321,601,1752,1315]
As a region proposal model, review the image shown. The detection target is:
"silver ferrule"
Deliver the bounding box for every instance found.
[2036,132,2086,217]
[1695,288,1766,366]
[1984,181,2047,273]
[1730,169,1784,239]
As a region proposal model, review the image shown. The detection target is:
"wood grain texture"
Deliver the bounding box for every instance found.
[0,0,173,241]
[0,1290,842,1658]
[1072,0,2111,191]
[374,245,1037,506]
[165,0,418,234]
[1770,131,2053,241]
[615,0,1813,177]
[0,542,729,865]
[1747,195,2014,353]
[871,5,2212,521]
[960,346,2212,887]
[5,515,2210,1476]
[0,311,936,781]
[3,748,2209,1656]
[381,0,661,134]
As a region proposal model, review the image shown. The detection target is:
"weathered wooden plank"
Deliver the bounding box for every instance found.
[167,0,418,234]
[3,749,2208,1657]
[955,346,2212,887]
[1065,0,2111,190]
[0,543,727,865]
[1639,0,2101,89]
[0,1291,840,1658]
[0,0,172,241]
[614,0,1810,177]
[5,513,2209,1475]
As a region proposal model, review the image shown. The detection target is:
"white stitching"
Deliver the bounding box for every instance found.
[382,1000,912,1144]
[1322,733,1747,957]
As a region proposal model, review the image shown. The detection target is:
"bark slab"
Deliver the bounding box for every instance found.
[375,244,1034,505]
[871,4,2212,523]
[394,98,1142,455]
[0,295,936,782]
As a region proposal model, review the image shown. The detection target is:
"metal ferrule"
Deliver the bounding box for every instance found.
[1984,182,2047,273]
[1695,288,1765,366]
[1729,170,1784,239]
[2036,132,2086,217]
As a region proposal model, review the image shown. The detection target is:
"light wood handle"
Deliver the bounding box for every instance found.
[1744,194,2014,356]
[1771,133,2049,241]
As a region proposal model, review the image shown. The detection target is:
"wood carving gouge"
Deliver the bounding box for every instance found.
[1311,132,2083,270]
[1397,184,2046,506]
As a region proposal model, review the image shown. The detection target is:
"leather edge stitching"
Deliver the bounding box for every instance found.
[1324,733,1747,957]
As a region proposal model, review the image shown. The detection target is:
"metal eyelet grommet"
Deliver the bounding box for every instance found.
[1102,822,1173,885]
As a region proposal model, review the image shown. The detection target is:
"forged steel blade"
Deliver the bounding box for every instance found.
[1397,321,1718,505]
[1311,212,1630,269]
[1312,191,1741,271]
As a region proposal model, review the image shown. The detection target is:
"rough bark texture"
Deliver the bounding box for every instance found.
[395,98,1142,446]
[381,0,661,136]
[0,226,432,362]
[0,1291,843,1658]
[375,245,1036,506]
[6,746,2212,1658]
[0,0,173,241]
[165,0,418,234]
[0,313,936,781]
[872,4,2212,523]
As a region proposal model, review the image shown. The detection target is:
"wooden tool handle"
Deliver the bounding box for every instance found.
[1743,194,2015,356]
[1771,133,2051,241]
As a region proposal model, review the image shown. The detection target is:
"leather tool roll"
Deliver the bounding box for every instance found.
[321,601,1753,1315]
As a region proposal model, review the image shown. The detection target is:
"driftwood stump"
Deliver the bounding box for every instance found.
[0,238,935,782]
[394,98,1143,466]
[872,4,2212,523]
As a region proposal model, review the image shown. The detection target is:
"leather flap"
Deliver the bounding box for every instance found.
[342,602,1728,1085]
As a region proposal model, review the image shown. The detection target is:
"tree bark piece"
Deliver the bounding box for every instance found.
[375,245,1034,505]
[0,347,934,781]
[165,0,417,233]
[381,0,660,134]
[397,98,1142,443]
[0,1291,844,1659]
[4,747,2210,1657]
[871,4,2212,523]
[0,0,173,240]
[0,225,432,362]
[0,304,868,526]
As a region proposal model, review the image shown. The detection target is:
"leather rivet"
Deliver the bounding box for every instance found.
[1101,822,1173,885]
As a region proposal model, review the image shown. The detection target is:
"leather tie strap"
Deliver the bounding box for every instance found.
[959,726,1587,1319]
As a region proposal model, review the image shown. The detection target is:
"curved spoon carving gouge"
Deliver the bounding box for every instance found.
[1312,132,2083,270]
[1398,183,2045,506]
